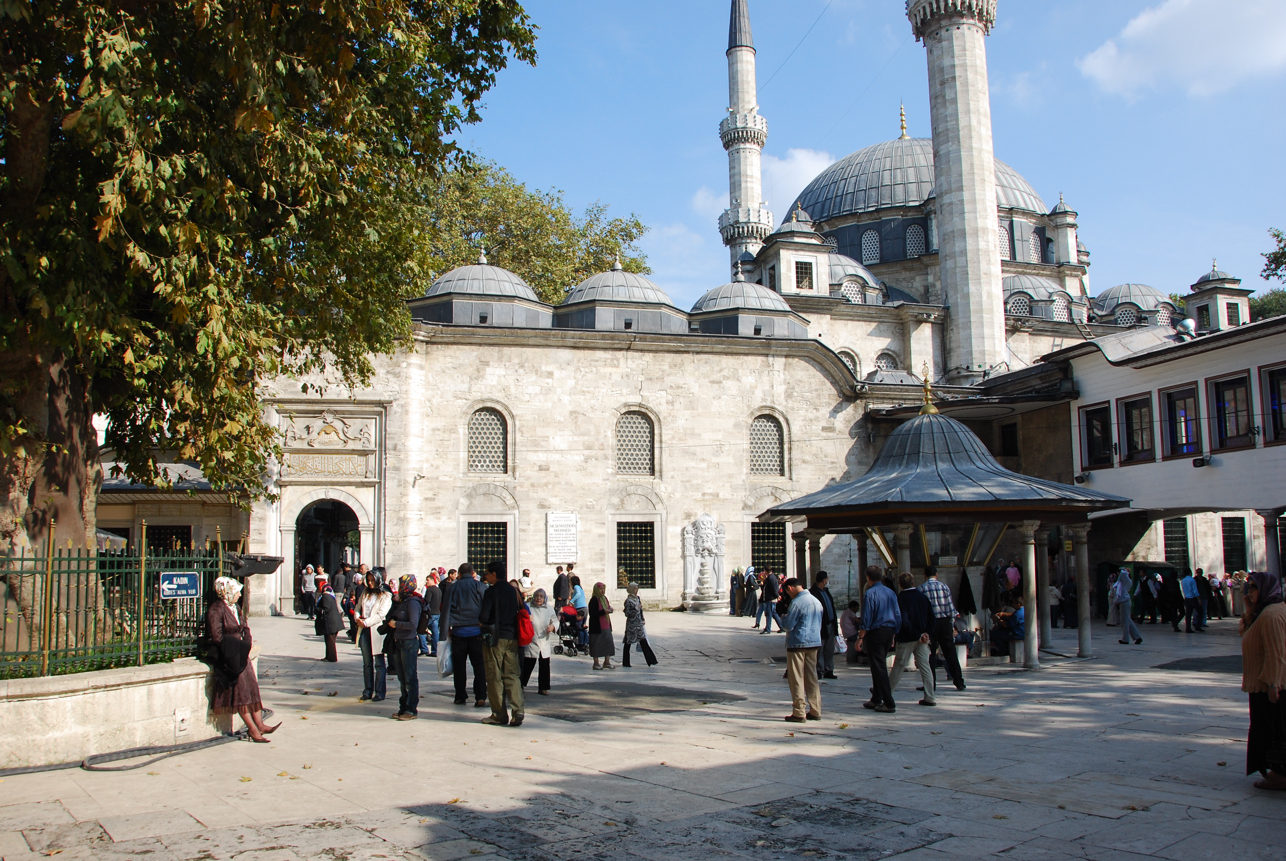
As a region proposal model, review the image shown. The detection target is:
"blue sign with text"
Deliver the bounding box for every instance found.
[159,571,201,600]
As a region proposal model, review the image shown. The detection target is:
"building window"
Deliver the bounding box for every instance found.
[1115,306,1139,327]
[1227,302,1242,326]
[616,521,655,589]
[1007,294,1031,317]
[467,521,508,570]
[1196,304,1212,330]
[905,224,926,258]
[1119,395,1155,462]
[1210,374,1253,449]
[1000,423,1019,457]
[751,522,787,575]
[874,352,898,372]
[1222,517,1247,572]
[838,351,858,375]
[147,525,193,552]
[1162,386,1201,457]
[467,408,508,473]
[795,260,814,291]
[1163,518,1190,570]
[1157,306,1173,327]
[616,411,655,475]
[767,266,777,292]
[1052,295,1070,322]
[749,415,784,475]
[1081,404,1113,468]
[841,282,862,303]
[1264,366,1286,443]
[861,230,880,265]
[1028,233,1042,264]
[999,225,1012,261]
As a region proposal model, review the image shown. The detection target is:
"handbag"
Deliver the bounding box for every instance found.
[517,607,535,647]
[436,637,453,677]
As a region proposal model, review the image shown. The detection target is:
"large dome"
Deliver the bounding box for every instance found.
[790,137,1045,222]
[691,279,793,314]
[563,260,676,307]
[1093,283,1174,316]
[425,257,540,302]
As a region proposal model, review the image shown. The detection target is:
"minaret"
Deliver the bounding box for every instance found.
[718,0,773,272]
[908,0,1004,381]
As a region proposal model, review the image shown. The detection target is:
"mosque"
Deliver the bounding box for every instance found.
[97,0,1258,616]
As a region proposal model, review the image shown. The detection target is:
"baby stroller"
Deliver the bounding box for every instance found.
[554,605,584,656]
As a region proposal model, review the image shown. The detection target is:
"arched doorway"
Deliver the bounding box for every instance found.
[294,499,360,592]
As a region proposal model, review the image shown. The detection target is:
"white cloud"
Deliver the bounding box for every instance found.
[689,185,725,220]
[762,148,835,223]
[1078,0,1286,97]
[638,221,729,311]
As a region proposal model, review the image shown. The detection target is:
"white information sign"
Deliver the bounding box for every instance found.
[546,511,578,564]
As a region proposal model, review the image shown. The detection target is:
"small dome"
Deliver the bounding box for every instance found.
[1003,274,1066,301]
[1049,194,1074,214]
[1195,261,1236,286]
[1093,283,1175,316]
[692,279,793,314]
[828,253,878,287]
[563,259,676,307]
[426,256,540,302]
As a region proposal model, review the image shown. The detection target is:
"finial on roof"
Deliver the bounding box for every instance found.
[734,261,746,282]
[899,103,908,139]
[1059,192,1064,204]
[478,249,488,265]
[791,201,802,222]
[612,254,623,272]
[1212,258,1218,271]
[919,362,938,415]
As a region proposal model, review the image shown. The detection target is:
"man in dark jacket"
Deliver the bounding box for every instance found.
[810,571,838,679]
[331,564,349,596]
[552,566,570,608]
[888,572,936,706]
[446,563,488,707]
[757,568,783,633]
[422,575,442,658]
[478,560,524,727]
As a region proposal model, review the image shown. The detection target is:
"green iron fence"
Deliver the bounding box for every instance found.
[0,541,227,680]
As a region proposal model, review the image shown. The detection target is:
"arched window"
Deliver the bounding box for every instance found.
[467,408,508,473]
[875,352,898,372]
[838,351,859,375]
[749,416,784,476]
[905,224,926,258]
[615,411,655,475]
[1028,233,1043,264]
[999,225,1012,261]
[1156,306,1173,327]
[861,230,881,265]
[1051,295,1070,322]
[1007,294,1031,317]
[841,281,863,304]
[1115,306,1139,327]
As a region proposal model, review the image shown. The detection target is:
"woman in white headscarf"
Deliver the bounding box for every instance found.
[206,576,279,742]
[521,588,557,695]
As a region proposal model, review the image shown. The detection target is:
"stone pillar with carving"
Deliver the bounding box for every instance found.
[684,514,727,613]
[682,524,698,602]
[892,525,914,575]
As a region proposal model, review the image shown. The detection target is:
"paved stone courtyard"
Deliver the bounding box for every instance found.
[2,612,1283,860]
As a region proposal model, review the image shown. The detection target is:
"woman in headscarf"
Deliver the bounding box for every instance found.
[621,580,658,668]
[588,582,616,670]
[1106,570,1120,627]
[206,577,279,742]
[1113,568,1143,646]
[385,573,424,720]
[313,574,344,662]
[522,588,557,695]
[1241,572,1286,789]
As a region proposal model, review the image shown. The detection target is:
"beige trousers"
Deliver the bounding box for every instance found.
[786,648,821,718]
[483,638,524,720]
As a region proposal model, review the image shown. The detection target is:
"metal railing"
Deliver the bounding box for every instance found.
[0,521,228,679]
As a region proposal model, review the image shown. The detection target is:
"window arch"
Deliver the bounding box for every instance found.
[905,224,926,258]
[1028,232,1043,264]
[861,230,881,265]
[1156,306,1173,327]
[999,225,1012,261]
[875,352,898,372]
[749,415,784,476]
[467,408,508,473]
[1115,305,1139,327]
[838,350,859,376]
[615,411,655,475]
[1051,294,1070,322]
[841,281,863,304]
[1006,294,1031,317]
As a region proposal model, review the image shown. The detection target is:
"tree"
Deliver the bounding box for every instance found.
[413,162,649,305]
[1256,228,1286,321]
[0,1,537,555]
[1251,289,1286,322]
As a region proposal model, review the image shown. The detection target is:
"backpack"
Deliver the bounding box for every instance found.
[516,606,535,647]
[414,597,431,636]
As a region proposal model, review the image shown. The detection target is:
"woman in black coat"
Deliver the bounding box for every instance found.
[314,576,344,662]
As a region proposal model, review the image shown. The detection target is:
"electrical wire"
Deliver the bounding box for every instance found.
[759,1,833,93]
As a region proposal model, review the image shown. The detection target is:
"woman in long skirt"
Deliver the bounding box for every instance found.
[621,579,658,668]
[1241,572,1286,789]
[588,582,616,670]
[206,577,280,743]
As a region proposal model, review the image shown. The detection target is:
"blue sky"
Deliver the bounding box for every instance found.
[459,0,1286,312]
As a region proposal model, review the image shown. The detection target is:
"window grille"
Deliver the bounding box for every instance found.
[1114,306,1139,327]
[1227,302,1242,326]
[1028,233,1042,263]
[1052,295,1070,322]
[795,261,814,291]
[875,353,897,372]
[616,411,655,475]
[749,415,784,475]
[905,224,926,258]
[1163,518,1190,570]
[767,266,776,292]
[467,408,507,473]
[1196,305,1211,330]
[1007,295,1031,317]
[751,522,787,575]
[861,230,880,265]
[999,226,1012,260]
[616,522,655,588]
[841,282,863,303]
[147,525,193,552]
[467,522,507,571]
[838,351,858,374]
[1156,306,1172,327]
[1222,517,1247,571]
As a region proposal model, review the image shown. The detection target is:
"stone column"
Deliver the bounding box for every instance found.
[857,532,869,580]
[1035,528,1052,648]
[1258,509,1284,578]
[808,532,823,584]
[794,533,808,585]
[1018,520,1041,669]
[1071,523,1092,658]
[892,525,914,575]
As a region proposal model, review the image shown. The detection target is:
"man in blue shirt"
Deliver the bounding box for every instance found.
[859,565,901,714]
[781,578,822,723]
[990,595,1025,656]
[1180,569,1204,633]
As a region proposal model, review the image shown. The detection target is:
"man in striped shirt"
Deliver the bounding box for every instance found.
[918,566,966,691]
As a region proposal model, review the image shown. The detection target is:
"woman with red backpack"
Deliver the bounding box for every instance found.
[522,588,557,695]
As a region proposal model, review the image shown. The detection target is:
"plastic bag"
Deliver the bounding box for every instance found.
[835,634,848,654]
[436,637,453,677]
